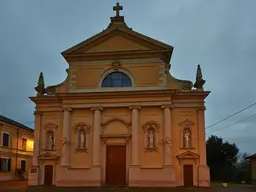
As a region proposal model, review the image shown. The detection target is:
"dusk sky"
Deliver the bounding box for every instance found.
[0,0,255,153]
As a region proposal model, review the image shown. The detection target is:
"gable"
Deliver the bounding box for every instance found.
[177,151,199,159]
[39,152,59,160]
[84,34,151,53]
[62,28,173,55]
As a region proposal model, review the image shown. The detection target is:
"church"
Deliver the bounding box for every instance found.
[28,3,210,187]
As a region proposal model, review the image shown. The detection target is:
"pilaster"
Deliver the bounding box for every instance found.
[129,105,141,165]
[32,111,43,166]
[161,104,172,165]
[197,106,210,187]
[91,107,103,166]
[61,107,72,167]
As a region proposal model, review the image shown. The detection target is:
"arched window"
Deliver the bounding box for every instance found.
[102,72,132,87]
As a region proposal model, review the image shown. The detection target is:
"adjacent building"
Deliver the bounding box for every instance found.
[0,115,34,180]
[28,3,210,187]
[246,153,256,185]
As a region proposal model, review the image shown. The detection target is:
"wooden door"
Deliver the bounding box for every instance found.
[183,164,193,186]
[44,165,53,185]
[106,145,126,185]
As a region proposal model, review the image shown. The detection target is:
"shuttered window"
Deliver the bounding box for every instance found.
[0,158,11,172]
[2,133,9,147]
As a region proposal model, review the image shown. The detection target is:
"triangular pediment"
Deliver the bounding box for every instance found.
[62,28,173,55]
[177,151,199,159]
[39,152,59,160]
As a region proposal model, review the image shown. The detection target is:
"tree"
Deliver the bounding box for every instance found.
[206,135,239,182]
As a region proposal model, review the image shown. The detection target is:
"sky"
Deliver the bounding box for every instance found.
[0,0,256,153]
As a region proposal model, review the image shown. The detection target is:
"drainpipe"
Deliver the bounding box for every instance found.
[15,128,20,177]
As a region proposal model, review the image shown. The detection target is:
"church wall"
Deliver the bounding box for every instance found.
[70,109,92,168]
[139,107,163,168]
[69,60,162,90]
[102,108,130,123]
[171,107,199,185]
[40,112,63,154]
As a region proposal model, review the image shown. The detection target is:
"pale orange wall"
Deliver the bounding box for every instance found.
[70,62,161,89]
[84,34,151,53]
[139,107,163,168]
[102,108,130,122]
[40,112,63,152]
[70,109,92,168]
[171,107,199,183]
[0,123,33,180]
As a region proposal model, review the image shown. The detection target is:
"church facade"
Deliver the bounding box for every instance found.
[28,3,210,187]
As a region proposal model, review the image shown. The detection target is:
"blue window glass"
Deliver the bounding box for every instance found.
[102,72,132,87]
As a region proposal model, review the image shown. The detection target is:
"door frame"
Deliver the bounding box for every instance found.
[43,164,55,185]
[181,163,195,186]
[102,137,130,186]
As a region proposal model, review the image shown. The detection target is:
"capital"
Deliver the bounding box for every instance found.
[129,105,141,110]
[33,111,43,116]
[63,107,72,112]
[161,104,172,109]
[91,107,103,111]
[197,106,206,111]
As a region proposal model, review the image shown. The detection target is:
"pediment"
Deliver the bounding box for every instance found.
[62,28,173,55]
[39,152,59,160]
[177,151,199,159]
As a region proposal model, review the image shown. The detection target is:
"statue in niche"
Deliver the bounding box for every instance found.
[184,130,191,148]
[148,130,155,148]
[79,131,85,148]
[48,133,53,150]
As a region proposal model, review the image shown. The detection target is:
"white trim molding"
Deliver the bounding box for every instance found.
[98,67,135,88]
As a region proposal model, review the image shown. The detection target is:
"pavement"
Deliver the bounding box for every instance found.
[0,180,255,192]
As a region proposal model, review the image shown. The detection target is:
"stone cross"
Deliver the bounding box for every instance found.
[113,2,123,17]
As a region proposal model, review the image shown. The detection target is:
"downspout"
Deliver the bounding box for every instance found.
[15,127,20,177]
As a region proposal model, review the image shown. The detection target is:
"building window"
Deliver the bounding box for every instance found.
[2,133,10,147]
[0,158,11,172]
[22,138,27,150]
[102,72,132,87]
[21,160,26,171]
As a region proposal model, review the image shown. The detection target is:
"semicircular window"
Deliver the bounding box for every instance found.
[102,72,132,87]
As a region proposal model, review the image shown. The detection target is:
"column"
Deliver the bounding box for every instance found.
[92,107,103,166]
[61,108,72,167]
[197,106,207,165]
[161,104,172,165]
[129,106,141,165]
[32,111,42,167]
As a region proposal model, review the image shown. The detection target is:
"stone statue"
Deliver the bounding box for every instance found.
[184,130,190,148]
[79,131,85,148]
[48,133,53,150]
[194,64,205,91]
[35,72,46,96]
[148,131,154,148]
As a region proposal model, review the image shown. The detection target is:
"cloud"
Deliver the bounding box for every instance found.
[0,0,255,153]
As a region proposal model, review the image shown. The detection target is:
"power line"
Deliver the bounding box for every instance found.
[206,102,256,129]
[207,112,256,134]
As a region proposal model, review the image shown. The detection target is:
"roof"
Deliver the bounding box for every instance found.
[246,153,256,159]
[0,115,34,132]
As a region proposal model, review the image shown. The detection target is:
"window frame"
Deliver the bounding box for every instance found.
[0,158,11,172]
[1,131,10,147]
[21,137,27,151]
[102,72,132,88]
[20,159,26,171]
[99,68,135,89]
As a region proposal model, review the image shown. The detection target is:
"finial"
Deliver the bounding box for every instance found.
[193,64,205,91]
[113,2,123,17]
[34,72,45,96]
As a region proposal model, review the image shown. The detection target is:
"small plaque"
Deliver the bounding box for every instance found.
[30,168,37,173]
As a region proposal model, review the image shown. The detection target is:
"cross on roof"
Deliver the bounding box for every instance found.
[113,2,123,17]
